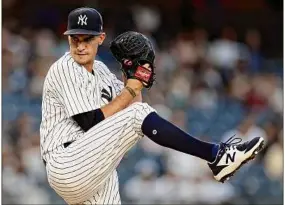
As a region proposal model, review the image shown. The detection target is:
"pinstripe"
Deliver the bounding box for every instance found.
[72,61,94,110]
[58,110,133,156]
[48,134,137,203]
[66,60,86,112]
[61,111,133,155]
[50,159,120,200]
[49,131,136,200]
[81,174,112,205]
[71,169,118,202]
[61,56,80,114]
[106,175,114,204]
[108,174,116,204]
[46,120,73,152]
[48,87,52,135]
[113,183,120,204]
[111,178,117,204]
[50,64,65,101]
[40,52,156,204]
[53,170,116,204]
[94,193,99,203]
[61,57,80,115]
[53,124,126,160]
[102,175,110,204]
[71,61,95,111]
[58,56,75,113]
[96,61,124,96]
[48,147,117,183]
[49,131,123,174]
[43,117,63,150]
[47,108,149,203]
[48,128,136,188]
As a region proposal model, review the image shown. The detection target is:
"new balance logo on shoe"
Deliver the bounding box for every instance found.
[226,152,236,164]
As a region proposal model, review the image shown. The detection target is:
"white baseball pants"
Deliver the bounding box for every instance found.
[43,102,155,204]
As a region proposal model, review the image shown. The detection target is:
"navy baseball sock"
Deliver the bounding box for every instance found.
[142,112,219,162]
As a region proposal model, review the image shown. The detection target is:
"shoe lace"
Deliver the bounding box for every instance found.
[221,135,242,151]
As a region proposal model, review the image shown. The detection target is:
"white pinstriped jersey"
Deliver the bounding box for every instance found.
[40,52,124,157]
[40,52,156,204]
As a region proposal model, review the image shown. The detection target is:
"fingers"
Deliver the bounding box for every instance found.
[143,63,150,68]
[142,63,151,71]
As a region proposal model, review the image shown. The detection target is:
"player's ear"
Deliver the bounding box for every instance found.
[98,33,106,46]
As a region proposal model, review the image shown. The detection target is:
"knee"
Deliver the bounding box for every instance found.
[129,102,156,124]
[130,102,155,115]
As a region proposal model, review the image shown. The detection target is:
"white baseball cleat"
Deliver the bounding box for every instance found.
[208,136,265,183]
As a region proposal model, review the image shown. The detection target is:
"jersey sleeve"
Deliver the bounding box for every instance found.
[50,60,100,118]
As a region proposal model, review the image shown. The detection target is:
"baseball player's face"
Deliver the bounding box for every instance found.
[68,34,105,65]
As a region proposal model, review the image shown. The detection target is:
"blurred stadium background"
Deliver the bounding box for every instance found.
[2,0,283,204]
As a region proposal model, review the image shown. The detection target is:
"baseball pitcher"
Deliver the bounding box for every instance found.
[40,7,264,205]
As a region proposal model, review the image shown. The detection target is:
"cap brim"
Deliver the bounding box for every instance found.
[64,29,102,36]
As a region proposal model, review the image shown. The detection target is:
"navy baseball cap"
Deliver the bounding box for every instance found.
[64,7,103,36]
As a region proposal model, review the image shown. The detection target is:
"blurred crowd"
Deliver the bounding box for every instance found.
[2,2,283,205]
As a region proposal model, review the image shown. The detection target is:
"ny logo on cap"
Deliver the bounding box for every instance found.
[78,14,88,26]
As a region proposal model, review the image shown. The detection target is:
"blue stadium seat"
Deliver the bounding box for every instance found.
[186,97,247,141]
[2,93,29,121]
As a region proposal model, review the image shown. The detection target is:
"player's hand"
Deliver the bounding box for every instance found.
[125,63,151,92]
[142,63,151,71]
[110,31,156,89]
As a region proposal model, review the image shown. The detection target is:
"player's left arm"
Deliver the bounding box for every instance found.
[122,73,142,104]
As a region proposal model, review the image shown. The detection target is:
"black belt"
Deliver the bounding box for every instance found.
[42,141,73,166]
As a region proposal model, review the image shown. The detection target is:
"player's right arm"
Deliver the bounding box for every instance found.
[71,78,142,132]
[51,59,145,132]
